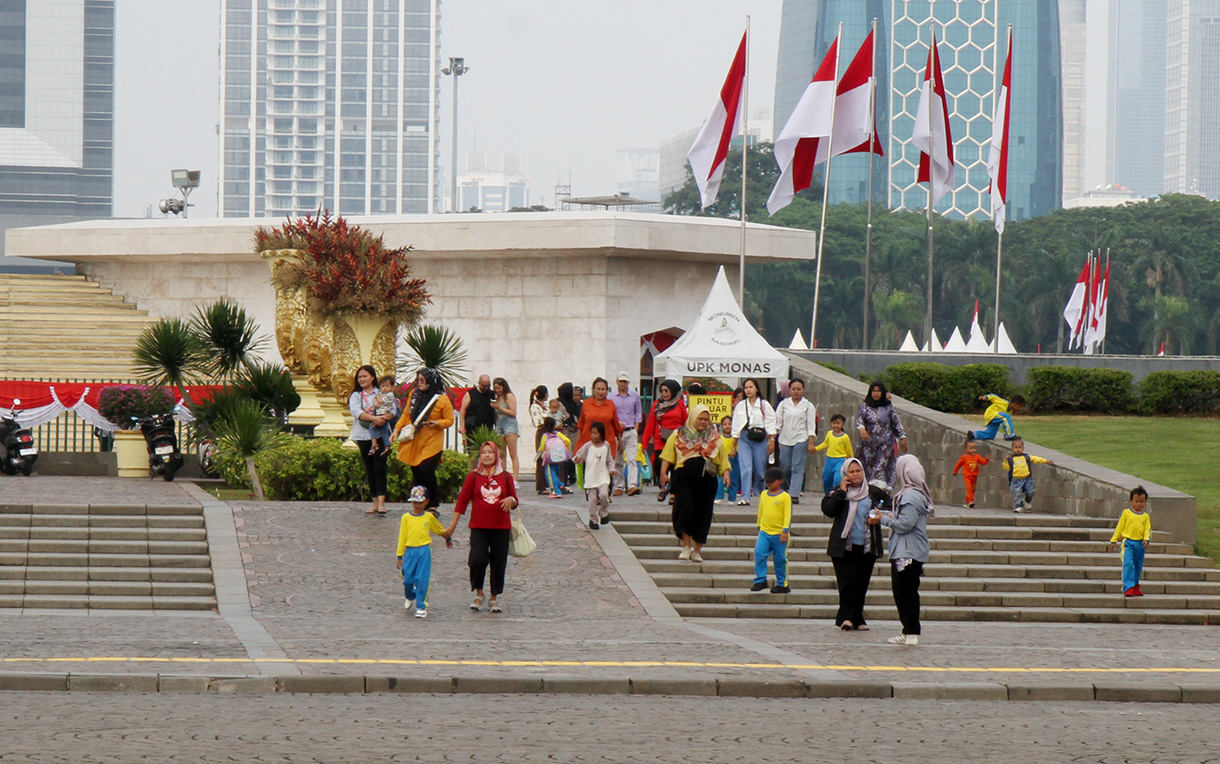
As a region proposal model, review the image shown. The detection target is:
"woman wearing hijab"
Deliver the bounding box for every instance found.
[821,457,890,631]
[869,453,933,646]
[444,441,518,614]
[658,403,732,562]
[641,379,687,500]
[856,381,907,487]
[392,368,454,513]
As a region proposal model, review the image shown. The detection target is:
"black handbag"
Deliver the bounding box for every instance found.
[744,404,767,442]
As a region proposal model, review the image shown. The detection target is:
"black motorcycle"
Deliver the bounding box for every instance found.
[138,413,184,481]
[0,399,37,476]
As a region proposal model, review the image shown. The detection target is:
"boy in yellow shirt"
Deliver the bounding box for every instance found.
[969,393,1025,442]
[1108,486,1151,597]
[751,467,792,594]
[814,414,854,494]
[396,486,451,618]
[1003,438,1052,513]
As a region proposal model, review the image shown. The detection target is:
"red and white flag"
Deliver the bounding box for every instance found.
[912,31,955,208]
[1063,254,1091,349]
[767,37,839,214]
[1158,341,1166,357]
[1083,256,1109,353]
[987,29,1012,234]
[687,31,747,210]
[833,30,885,159]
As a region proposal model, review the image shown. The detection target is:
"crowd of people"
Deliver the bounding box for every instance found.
[348,367,1152,643]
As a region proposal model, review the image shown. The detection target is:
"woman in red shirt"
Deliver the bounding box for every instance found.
[641,379,687,501]
[444,441,518,614]
[575,377,622,489]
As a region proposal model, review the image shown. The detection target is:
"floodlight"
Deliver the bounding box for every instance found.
[171,169,201,189]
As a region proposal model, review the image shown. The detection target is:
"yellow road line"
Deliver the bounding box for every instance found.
[2,657,1220,674]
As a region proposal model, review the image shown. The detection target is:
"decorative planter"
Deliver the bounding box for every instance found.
[329,313,399,402]
[113,430,147,479]
[259,248,309,374]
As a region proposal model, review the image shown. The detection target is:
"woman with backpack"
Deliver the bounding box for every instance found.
[641,379,686,502]
[538,416,571,498]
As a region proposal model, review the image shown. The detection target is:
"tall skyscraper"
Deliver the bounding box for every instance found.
[1164,0,1220,198]
[773,0,1062,221]
[0,0,113,257]
[218,0,441,219]
[1059,0,1087,202]
[1106,0,1167,197]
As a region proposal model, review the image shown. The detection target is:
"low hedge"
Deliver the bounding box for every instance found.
[1026,366,1136,413]
[881,362,1011,413]
[221,437,471,501]
[1139,370,1220,415]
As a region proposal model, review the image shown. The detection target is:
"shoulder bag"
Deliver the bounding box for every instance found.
[508,510,537,557]
[397,394,441,443]
[745,402,767,442]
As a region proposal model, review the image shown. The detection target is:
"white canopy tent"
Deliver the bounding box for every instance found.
[898,330,919,352]
[994,322,1018,354]
[654,267,788,382]
[788,328,808,350]
[943,327,969,353]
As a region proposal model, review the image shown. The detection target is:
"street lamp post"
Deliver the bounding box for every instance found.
[441,57,470,213]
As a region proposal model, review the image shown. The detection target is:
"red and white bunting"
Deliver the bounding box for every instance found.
[687,31,748,210]
[1063,254,1090,349]
[912,31,955,208]
[767,37,839,214]
[987,29,1012,234]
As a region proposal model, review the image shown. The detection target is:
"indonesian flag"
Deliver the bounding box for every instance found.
[833,30,885,159]
[987,29,1012,234]
[1063,255,1090,349]
[687,32,747,210]
[766,37,839,215]
[1083,256,1109,353]
[912,31,955,208]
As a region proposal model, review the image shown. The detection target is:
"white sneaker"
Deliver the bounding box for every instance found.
[887,634,918,646]
[404,598,414,610]
[690,551,703,563]
[414,609,427,619]
[1023,500,1032,510]
[678,547,692,561]
[1013,506,1023,514]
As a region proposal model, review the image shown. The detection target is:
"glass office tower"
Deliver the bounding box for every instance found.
[774,0,1062,221]
[219,0,441,218]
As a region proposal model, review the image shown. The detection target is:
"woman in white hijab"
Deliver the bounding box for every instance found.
[821,457,889,631]
[869,453,933,646]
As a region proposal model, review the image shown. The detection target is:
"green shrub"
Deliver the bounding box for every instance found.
[222,437,470,502]
[953,364,1013,405]
[1139,370,1220,415]
[1026,366,1136,413]
[816,361,851,377]
[881,362,1013,414]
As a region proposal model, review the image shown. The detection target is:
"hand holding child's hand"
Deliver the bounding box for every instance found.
[445,537,453,549]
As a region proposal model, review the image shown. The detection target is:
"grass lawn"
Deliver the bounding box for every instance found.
[1018,415,1220,565]
[205,486,256,502]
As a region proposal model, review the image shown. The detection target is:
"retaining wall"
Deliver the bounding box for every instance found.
[789,354,1197,545]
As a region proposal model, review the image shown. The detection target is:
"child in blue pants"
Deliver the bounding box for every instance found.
[813,414,854,494]
[750,468,791,594]
[717,416,740,502]
[969,394,1025,442]
[1108,486,1151,597]
[396,486,450,618]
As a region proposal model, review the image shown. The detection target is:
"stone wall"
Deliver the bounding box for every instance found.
[789,354,1197,545]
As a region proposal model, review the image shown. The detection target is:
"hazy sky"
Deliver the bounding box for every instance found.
[113,1,783,218]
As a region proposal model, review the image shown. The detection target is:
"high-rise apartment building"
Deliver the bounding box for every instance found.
[457,153,528,212]
[0,0,113,257]
[1059,0,1087,202]
[1164,0,1220,198]
[1107,0,1167,198]
[218,0,441,219]
[773,0,1062,221]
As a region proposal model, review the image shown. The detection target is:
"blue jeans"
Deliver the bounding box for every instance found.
[717,453,741,501]
[545,463,563,495]
[369,423,391,449]
[777,443,808,496]
[737,436,768,502]
[971,412,1014,441]
[1122,539,1146,590]
[1010,476,1035,508]
[754,531,788,587]
[822,456,846,494]
[401,545,432,610]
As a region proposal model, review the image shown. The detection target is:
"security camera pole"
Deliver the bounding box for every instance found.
[441,57,470,213]
[160,170,201,217]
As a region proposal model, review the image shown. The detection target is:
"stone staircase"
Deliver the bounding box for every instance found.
[0,273,154,379]
[614,506,1220,625]
[0,501,216,610]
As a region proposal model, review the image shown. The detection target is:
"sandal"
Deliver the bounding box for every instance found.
[470,596,483,611]
[364,507,379,514]
[489,601,502,614]
[854,624,870,631]
[840,621,854,631]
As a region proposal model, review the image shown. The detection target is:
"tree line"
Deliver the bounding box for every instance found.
[664,143,1220,356]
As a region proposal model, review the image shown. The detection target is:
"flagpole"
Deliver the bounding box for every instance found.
[810,24,843,350]
[738,16,750,306]
[992,24,1010,353]
[924,27,937,347]
[862,16,878,350]
[1100,248,1110,354]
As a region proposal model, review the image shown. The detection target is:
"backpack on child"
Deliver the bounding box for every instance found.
[542,432,569,465]
[1004,453,1032,483]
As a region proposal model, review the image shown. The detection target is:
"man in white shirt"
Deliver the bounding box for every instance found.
[775,378,818,503]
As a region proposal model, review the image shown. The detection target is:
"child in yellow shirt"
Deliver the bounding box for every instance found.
[396,486,451,618]
[1108,486,1151,597]
[716,415,741,504]
[1003,438,1052,513]
[751,467,792,594]
[814,414,854,494]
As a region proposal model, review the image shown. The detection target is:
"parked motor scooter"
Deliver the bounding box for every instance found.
[0,399,38,476]
[137,413,184,481]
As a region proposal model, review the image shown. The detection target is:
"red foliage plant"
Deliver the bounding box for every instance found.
[257,211,430,324]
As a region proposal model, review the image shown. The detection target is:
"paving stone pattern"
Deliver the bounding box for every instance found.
[0,693,1217,762]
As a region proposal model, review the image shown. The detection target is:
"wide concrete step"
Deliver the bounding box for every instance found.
[613,520,1166,544]
[0,527,207,542]
[3,552,212,568]
[3,580,215,597]
[0,504,203,516]
[0,594,216,610]
[671,602,1218,625]
[1,566,215,583]
[640,559,1220,582]
[610,508,1127,529]
[617,533,1190,555]
[0,539,209,555]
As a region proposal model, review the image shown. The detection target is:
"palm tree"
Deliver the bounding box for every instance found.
[133,319,208,407]
[211,399,294,500]
[1126,228,1198,351]
[399,324,469,389]
[190,299,266,379]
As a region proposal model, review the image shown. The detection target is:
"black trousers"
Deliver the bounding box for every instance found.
[468,527,511,596]
[890,559,924,636]
[411,451,442,509]
[357,440,389,499]
[831,545,876,627]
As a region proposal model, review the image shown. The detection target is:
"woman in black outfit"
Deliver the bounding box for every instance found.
[348,365,391,515]
[821,457,889,630]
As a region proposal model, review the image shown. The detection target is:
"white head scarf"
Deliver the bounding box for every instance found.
[840,457,870,539]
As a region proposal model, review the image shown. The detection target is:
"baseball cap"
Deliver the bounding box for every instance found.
[616,371,630,382]
[409,486,429,503]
